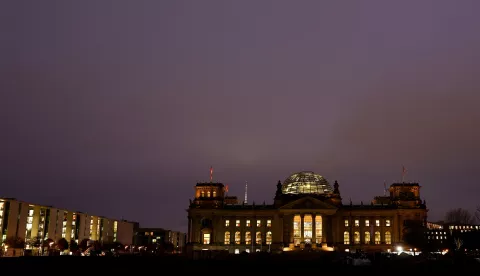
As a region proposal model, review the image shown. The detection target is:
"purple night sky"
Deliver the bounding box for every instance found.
[2,0,479,232]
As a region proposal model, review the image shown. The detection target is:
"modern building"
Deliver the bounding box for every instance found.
[0,198,136,254]
[187,171,428,254]
[427,221,480,250]
[134,228,186,253]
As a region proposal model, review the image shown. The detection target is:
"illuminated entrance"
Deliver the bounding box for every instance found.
[292,214,323,245]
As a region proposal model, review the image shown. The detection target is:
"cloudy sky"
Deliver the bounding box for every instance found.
[2,0,479,231]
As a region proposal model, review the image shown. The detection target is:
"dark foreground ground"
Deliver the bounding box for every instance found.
[0,254,479,274]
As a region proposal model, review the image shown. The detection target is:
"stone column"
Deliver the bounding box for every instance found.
[252,217,256,246]
[187,216,192,243]
[300,214,304,243]
[279,214,284,246]
[323,216,328,243]
[312,214,316,243]
[289,215,294,244]
[394,213,399,243]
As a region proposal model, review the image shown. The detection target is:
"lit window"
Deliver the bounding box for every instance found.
[224,232,230,245]
[385,219,391,227]
[225,220,230,227]
[303,215,312,244]
[203,233,210,244]
[246,220,251,227]
[245,232,252,245]
[236,220,240,227]
[201,191,205,197]
[257,220,261,227]
[315,215,322,244]
[354,231,360,244]
[207,191,211,197]
[375,220,380,227]
[266,231,272,245]
[365,220,370,227]
[213,190,216,197]
[374,231,380,244]
[364,232,370,244]
[344,231,350,245]
[256,232,262,244]
[293,215,301,245]
[235,231,241,244]
[344,220,349,227]
[267,220,272,227]
[355,220,359,227]
[235,249,239,254]
[385,231,391,244]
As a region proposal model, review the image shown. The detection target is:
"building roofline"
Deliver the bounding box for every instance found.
[0,197,135,223]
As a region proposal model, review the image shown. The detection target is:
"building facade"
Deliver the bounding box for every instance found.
[427,222,480,251]
[134,228,186,253]
[187,171,428,254]
[0,198,136,251]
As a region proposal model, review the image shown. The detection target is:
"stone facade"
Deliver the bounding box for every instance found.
[187,171,427,253]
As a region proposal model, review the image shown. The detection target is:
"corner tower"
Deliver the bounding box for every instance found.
[191,182,225,208]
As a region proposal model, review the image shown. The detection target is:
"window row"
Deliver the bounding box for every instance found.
[449,225,479,230]
[225,219,272,228]
[343,231,392,245]
[345,218,391,227]
[428,236,447,240]
[202,231,272,245]
[200,190,217,197]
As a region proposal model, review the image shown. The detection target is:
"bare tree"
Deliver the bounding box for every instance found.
[476,206,480,223]
[454,237,463,250]
[445,208,475,224]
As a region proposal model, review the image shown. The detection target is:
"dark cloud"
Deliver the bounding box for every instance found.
[2,0,480,230]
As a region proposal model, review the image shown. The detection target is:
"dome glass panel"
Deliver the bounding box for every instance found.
[281,171,333,195]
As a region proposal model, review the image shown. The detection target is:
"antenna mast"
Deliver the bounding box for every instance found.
[402,166,407,182]
[244,181,248,204]
[210,166,213,182]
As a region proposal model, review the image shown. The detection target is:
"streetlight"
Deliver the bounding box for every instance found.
[49,242,54,256]
[4,245,8,257]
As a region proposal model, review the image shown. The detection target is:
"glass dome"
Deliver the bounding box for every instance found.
[281,171,333,195]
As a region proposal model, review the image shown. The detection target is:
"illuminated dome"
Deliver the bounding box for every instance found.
[281,171,333,195]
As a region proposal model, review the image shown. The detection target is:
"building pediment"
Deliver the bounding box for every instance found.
[279,196,338,210]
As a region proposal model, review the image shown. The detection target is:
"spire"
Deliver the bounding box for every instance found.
[402,165,407,182]
[384,181,387,196]
[244,181,248,204]
[333,180,340,194]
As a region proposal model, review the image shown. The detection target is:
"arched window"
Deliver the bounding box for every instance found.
[266,231,272,245]
[207,191,211,197]
[364,232,370,244]
[293,215,301,245]
[235,231,241,244]
[315,215,322,244]
[201,191,205,197]
[385,231,391,245]
[203,233,210,244]
[343,231,350,245]
[213,190,217,197]
[256,232,262,244]
[245,231,251,245]
[374,231,381,244]
[224,231,230,245]
[354,231,360,244]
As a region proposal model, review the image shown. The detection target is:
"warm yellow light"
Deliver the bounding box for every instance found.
[396,246,403,252]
